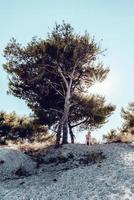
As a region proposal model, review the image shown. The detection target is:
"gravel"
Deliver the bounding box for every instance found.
[0,143,134,200]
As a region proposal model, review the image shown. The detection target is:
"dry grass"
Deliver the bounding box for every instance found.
[2,139,55,155]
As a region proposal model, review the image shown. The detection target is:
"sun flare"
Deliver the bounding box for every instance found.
[89,77,115,97]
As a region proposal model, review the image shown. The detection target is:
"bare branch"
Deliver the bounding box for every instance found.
[49,108,63,114]
[50,81,64,97]
[71,118,88,128]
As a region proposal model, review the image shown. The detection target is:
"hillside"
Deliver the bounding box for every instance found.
[0,143,134,200]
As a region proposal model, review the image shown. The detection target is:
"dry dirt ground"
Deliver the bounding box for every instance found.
[0,143,134,200]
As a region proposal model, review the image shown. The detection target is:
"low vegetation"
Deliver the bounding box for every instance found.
[103,129,134,143]
[103,102,134,143]
[0,111,55,147]
[43,149,106,171]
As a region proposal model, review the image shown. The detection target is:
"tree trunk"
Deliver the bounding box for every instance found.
[55,105,69,146]
[62,122,68,144]
[55,68,73,146]
[61,90,71,144]
[55,123,62,148]
[69,124,74,144]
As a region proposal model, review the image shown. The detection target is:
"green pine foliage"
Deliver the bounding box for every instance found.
[0,111,54,145]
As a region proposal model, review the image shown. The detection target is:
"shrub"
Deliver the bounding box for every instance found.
[79,151,106,165]
[103,129,134,143]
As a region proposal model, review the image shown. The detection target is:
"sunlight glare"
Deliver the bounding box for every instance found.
[89,77,115,97]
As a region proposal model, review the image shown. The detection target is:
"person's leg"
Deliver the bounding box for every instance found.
[87,141,89,145]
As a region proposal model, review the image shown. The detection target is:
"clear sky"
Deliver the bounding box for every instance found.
[1,0,134,141]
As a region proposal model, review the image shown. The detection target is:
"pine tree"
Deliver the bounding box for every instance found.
[3,22,115,146]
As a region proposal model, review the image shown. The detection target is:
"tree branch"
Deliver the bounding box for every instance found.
[71,118,88,128]
[58,66,68,89]
[49,81,64,98]
[49,108,63,114]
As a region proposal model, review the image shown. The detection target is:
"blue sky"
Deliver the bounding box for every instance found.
[1,0,134,141]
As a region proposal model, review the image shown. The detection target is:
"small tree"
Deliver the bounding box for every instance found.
[4,22,115,146]
[103,129,117,142]
[121,102,134,135]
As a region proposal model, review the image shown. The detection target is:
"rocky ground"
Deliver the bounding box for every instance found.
[0,143,134,200]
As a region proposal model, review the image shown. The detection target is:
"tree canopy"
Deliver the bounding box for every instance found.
[3,22,115,146]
